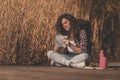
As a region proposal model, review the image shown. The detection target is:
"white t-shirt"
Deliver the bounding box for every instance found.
[55,34,76,53]
[67,40,76,53]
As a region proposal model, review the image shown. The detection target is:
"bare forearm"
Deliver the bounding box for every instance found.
[68,45,81,54]
[62,39,81,53]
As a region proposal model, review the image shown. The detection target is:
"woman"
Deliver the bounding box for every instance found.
[47,13,92,68]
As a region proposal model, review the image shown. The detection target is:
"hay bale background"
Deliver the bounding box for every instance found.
[0,0,91,65]
[90,0,120,62]
[0,0,119,65]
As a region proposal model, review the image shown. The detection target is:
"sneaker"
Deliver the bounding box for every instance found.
[72,62,86,68]
[50,60,54,66]
[50,60,63,67]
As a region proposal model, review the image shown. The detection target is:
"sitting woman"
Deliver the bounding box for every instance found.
[47,13,92,68]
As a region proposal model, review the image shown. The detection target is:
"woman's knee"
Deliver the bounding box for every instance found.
[47,50,54,58]
[70,53,89,63]
[82,53,89,59]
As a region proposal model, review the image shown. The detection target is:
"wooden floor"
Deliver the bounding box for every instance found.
[0,65,120,80]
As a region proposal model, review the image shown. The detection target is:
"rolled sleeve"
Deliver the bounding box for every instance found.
[77,29,87,53]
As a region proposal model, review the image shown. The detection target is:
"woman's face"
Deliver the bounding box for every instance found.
[61,18,71,31]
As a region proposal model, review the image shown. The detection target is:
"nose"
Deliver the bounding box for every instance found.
[63,24,67,28]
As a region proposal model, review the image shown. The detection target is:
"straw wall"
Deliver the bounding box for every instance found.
[90,0,120,62]
[0,0,119,65]
[0,0,91,65]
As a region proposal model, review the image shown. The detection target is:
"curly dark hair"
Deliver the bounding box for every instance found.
[55,13,93,54]
[55,14,77,35]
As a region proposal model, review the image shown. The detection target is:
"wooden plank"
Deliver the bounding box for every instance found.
[0,66,119,80]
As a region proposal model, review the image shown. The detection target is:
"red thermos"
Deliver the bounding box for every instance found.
[99,50,107,69]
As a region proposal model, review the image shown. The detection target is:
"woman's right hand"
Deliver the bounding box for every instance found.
[62,38,71,46]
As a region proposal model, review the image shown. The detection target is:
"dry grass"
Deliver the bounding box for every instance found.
[0,0,119,65]
[0,0,91,65]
